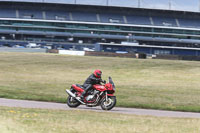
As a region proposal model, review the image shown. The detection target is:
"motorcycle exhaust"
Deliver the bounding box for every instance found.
[65,89,85,104]
[66,89,76,97]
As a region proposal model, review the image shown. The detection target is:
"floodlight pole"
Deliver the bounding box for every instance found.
[106,0,109,6]
[138,0,141,8]
[199,0,200,11]
[169,0,172,10]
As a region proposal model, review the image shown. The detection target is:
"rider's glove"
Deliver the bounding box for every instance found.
[100,79,106,84]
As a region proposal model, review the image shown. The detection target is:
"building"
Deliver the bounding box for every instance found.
[95,43,200,56]
[0,0,200,55]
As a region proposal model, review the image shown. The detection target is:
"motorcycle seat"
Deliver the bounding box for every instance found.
[76,84,84,89]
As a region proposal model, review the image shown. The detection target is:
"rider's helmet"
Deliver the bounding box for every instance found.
[94,69,102,78]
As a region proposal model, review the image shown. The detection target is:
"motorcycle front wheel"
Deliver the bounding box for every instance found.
[101,96,116,110]
[67,96,81,108]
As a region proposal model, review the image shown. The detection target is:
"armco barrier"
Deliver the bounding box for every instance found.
[47,50,147,58]
[181,56,200,61]
[85,51,147,59]
[85,51,136,58]
[59,50,85,56]
[153,55,180,60]
[153,54,200,61]
[46,49,59,53]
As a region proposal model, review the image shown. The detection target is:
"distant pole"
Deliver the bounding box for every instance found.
[106,0,109,6]
[199,0,200,11]
[75,0,76,4]
[138,0,141,8]
[169,0,172,10]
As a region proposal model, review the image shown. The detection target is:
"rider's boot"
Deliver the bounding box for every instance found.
[80,85,91,101]
[80,91,86,101]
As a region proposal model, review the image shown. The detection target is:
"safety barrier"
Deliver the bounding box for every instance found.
[153,54,200,61]
[85,51,147,59]
[58,50,85,56]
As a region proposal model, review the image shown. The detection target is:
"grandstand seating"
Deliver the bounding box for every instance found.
[72,12,97,22]
[0,6,200,29]
[45,10,70,21]
[152,16,177,27]
[19,9,43,19]
[0,8,16,18]
[178,18,200,28]
[99,13,124,23]
[126,15,151,25]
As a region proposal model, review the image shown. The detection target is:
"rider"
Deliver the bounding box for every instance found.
[80,69,105,101]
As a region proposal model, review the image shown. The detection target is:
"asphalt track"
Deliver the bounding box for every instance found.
[1,98,200,118]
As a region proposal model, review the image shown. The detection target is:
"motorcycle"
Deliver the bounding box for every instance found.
[65,77,116,110]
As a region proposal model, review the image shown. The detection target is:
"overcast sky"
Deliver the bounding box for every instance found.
[3,0,199,12]
[140,0,199,11]
[75,0,200,12]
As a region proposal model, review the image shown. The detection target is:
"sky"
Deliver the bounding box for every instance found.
[141,0,199,11]
[44,0,200,12]
[76,0,199,12]
[2,0,199,12]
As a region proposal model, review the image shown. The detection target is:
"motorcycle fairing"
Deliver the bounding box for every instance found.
[93,84,106,91]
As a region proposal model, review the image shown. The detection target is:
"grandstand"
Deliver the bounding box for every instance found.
[0,0,200,56]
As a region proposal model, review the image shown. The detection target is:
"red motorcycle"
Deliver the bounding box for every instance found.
[66,77,116,110]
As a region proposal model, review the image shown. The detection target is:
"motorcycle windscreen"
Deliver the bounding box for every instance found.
[109,77,116,91]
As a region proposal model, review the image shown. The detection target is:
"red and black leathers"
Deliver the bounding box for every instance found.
[81,74,103,100]
[84,74,102,85]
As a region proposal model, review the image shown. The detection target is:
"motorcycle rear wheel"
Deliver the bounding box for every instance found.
[67,96,81,108]
[101,96,116,110]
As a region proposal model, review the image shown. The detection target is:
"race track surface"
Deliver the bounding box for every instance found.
[1,98,200,118]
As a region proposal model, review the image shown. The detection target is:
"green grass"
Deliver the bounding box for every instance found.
[1,52,200,112]
[1,106,200,133]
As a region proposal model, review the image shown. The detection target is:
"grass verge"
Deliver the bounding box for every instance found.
[0,106,200,133]
[0,52,200,112]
